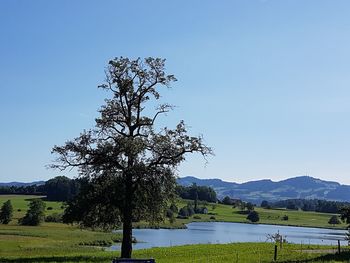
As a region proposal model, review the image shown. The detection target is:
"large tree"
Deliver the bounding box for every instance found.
[51,57,212,258]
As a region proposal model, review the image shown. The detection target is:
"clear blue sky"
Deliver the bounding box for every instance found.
[1,0,350,184]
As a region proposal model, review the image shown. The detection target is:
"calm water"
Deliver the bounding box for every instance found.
[109,222,347,250]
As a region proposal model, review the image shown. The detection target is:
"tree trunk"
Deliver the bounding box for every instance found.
[121,204,133,258]
[121,171,133,258]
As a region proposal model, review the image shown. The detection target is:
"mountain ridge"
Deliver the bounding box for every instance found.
[177,175,350,203]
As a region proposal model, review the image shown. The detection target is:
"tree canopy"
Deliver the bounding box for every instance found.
[0,200,13,224]
[51,57,212,258]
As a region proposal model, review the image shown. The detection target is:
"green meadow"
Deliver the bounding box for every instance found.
[0,195,349,262]
[136,199,348,230]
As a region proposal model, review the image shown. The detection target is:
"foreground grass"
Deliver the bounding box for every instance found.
[0,195,349,262]
[0,243,349,263]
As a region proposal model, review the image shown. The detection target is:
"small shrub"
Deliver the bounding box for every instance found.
[282,215,289,221]
[17,209,21,212]
[247,211,259,223]
[176,215,189,219]
[47,207,53,210]
[165,209,173,218]
[45,213,63,223]
[328,215,341,225]
[209,216,216,220]
[0,200,13,224]
[19,199,46,226]
[193,215,201,219]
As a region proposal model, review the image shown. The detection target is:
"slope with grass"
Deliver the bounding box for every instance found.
[135,199,348,229]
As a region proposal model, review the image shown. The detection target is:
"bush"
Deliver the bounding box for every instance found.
[328,215,341,225]
[247,211,259,223]
[282,215,289,221]
[193,215,201,219]
[19,199,46,226]
[261,200,269,208]
[176,215,189,219]
[209,216,216,220]
[169,204,178,213]
[17,209,21,212]
[47,207,53,210]
[166,209,174,218]
[178,207,189,217]
[0,200,13,224]
[45,213,63,223]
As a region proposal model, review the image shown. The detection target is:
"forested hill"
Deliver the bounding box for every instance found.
[177,176,350,203]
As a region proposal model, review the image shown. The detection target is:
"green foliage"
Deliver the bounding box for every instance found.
[176,184,217,203]
[261,200,269,208]
[0,200,13,224]
[51,57,212,258]
[273,199,345,213]
[246,202,254,211]
[282,214,289,221]
[45,213,63,223]
[328,215,340,225]
[19,199,46,226]
[247,211,259,222]
[222,196,233,205]
[169,204,178,213]
[43,176,80,202]
[165,209,173,218]
[341,206,350,224]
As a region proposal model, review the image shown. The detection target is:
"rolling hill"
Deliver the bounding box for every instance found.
[177,175,350,204]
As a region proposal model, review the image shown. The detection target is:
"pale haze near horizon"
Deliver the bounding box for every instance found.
[1,0,350,184]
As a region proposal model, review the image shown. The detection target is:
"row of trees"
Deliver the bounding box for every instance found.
[0,199,46,226]
[175,184,217,203]
[263,199,349,213]
[0,176,79,202]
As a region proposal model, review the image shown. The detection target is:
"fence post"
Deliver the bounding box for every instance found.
[274,244,278,261]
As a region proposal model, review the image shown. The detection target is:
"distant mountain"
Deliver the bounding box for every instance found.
[177,176,350,204]
[0,181,45,187]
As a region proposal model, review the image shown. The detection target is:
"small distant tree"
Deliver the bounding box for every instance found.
[246,202,254,211]
[169,204,178,214]
[19,199,46,226]
[240,202,247,211]
[222,196,233,205]
[166,209,174,218]
[178,207,189,217]
[0,200,13,224]
[247,211,259,223]
[282,215,289,221]
[328,215,340,226]
[261,200,269,208]
[341,207,350,225]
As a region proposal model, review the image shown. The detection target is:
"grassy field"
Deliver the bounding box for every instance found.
[0,242,349,262]
[135,199,348,230]
[0,195,122,260]
[0,195,349,262]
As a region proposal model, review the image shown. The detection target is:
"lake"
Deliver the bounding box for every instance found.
[109,222,348,250]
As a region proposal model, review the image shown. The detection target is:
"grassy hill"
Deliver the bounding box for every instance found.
[0,195,348,262]
[178,175,350,203]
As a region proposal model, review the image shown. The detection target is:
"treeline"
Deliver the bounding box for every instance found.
[175,184,217,203]
[0,176,79,201]
[266,199,350,213]
[1,177,218,203]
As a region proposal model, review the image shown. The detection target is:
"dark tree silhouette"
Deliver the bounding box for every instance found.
[0,200,13,224]
[19,199,46,226]
[51,57,212,258]
[328,215,340,225]
[246,210,259,223]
